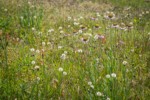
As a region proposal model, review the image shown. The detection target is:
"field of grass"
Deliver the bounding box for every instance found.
[0,0,150,99]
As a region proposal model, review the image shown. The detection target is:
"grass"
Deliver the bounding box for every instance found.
[0,0,150,99]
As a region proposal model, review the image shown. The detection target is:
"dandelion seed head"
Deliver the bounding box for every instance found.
[63,71,67,75]
[58,67,63,72]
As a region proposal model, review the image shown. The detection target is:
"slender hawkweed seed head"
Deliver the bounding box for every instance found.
[88,81,92,85]
[106,97,110,100]
[58,46,63,49]
[96,92,102,96]
[68,16,71,20]
[59,26,63,30]
[58,67,63,72]
[111,73,116,78]
[90,85,94,89]
[30,48,35,52]
[63,71,67,75]
[60,53,67,60]
[122,61,128,66]
[42,42,46,46]
[31,61,36,65]
[36,49,40,53]
[34,65,40,71]
[74,22,79,26]
[106,74,110,78]
[36,77,40,81]
[78,30,83,34]
[32,27,36,31]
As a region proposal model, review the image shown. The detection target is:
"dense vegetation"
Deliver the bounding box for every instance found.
[0,0,150,99]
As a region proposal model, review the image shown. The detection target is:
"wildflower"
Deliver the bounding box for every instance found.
[77,49,83,53]
[111,73,116,78]
[78,30,83,34]
[90,85,94,89]
[32,27,36,31]
[60,30,64,34]
[104,11,116,20]
[88,81,92,85]
[106,97,110,100]
[42,42,46,46]
[63,71,67,75]
[33,16,37,19]
[96,92,102,96]
[58,67,63,72]
[106,74,110,78]
[58,46,63,49]
[48,29,54,33]
[60,53,67,60]
[20,16,24,20]
[36,77,40,81]
[47,42,51,45]
[34,65,40,70]
[146,11,149,14]
[68,16,71,20]
[122,61,128,66]
[36,49,40,53]
[68,25,71,28]
[74,22,79,26]
[30,48,35,52]
[64,51,68,54]
[59,26,63,30]
[4,9,8,12]
[31,61,36,65]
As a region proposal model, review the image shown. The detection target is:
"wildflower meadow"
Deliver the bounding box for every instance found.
[0,0,150,100]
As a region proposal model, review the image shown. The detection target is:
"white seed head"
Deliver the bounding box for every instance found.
[106,74,110,78]
[30,48,35,52]
[58,67,63,72]
[96,92,102,96]
[36,49,40,53]
[63,71,67,75]
[34,65,40,70]
[88,81,92,85]
[122,61,128,65]
[31,61,36,65]
[111,73,116,78]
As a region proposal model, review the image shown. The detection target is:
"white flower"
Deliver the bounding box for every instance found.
[96,92,102,96]
[68,16,71,20]
[42,42,46,46]
[106,74,110,78]
[88,81,92,85]
[33,16,37,19]
[68,25,71,28]
[58,46,63,49]
[60,30,64,34]
[36,77,40,81]
[106,97,110,100]
[74,22,79,26]
[63,71,67,75]
[60,53,67,60]
[78,30,82,34]
[48,29,54,33]
[77,49,83,53]
[30,48,35,52]
[4,9,8,12]
[32,27,36,31]
[34,65,40,70]
[64,51,68,54]
[122,61,128,65]
[74,18,77,21]
[31,61,36,65]
[111,73,116,78]
[59,26,63,30]
[36,49,40,53]
[58,67,63,72]
[47,42,51,45]
[20,16,24,20]
[90,85,94,89]
[94,34,99,40]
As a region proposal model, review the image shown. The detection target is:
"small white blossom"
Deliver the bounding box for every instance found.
[74,22,79,26]
[48,29,54,33]
[31,61,36,65]
[4,9,8,12]
[68,16,71,20]
[58,46,63,49]
[111,73,116,78]
[88,81,92,85]
[33,16,37,19]
[47,42,51,45]
[106,97,110,100]
[20,16,24,20]
[32,27,36,31]
[36,77,40,81]
[36,49,40,53]
[42,42,46,46]
[106,74,110,78]
[60,53,67,60]
[59,26,63,30]
[96,92,102,96]
[122,61,128,65]
[30,48,35,52]
[60,30,64,34]
[77,49,83,53]
[90,85,94,89]
[78,30,82,34]
[58,67,63,72]
[63,71,67,75]
[34,65,40,70]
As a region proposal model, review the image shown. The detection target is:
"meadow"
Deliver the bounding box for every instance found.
[0,0,150,99]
